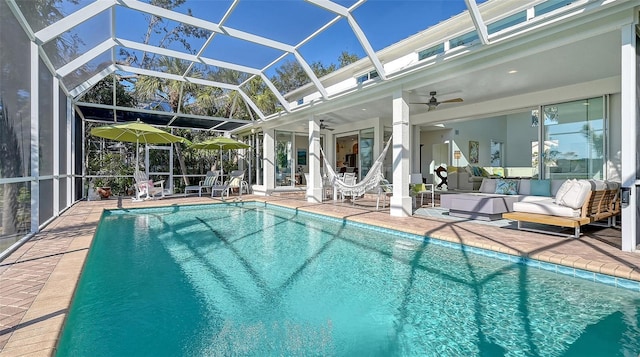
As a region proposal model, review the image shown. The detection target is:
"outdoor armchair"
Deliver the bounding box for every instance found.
[133,171,165,201]
[184,170,220,197]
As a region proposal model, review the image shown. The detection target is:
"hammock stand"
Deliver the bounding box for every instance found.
[320,135,393,201]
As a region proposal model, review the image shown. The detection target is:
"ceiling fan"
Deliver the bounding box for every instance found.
[411,91,463,111]
[319,119,334,131]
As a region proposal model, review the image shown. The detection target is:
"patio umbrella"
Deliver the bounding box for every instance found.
[90,119,191,171]
[190,137,250,178]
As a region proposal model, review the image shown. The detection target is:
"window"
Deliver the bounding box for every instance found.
[450,31,479,49]
[418,43,444,60]
[356,70,379,84]
[534,0,573,17]
[488,11,527,34]
[540,97,605,180]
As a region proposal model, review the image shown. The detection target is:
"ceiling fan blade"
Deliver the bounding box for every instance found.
[440,98,463,103]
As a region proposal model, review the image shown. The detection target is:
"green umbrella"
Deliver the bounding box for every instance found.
[90,119,191,171]
[191,137,250,178]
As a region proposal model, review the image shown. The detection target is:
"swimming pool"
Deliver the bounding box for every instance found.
[57,202,640,356]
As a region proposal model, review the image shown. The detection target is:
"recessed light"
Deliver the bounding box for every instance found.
[361,108,367,111]
[508,70,518,74]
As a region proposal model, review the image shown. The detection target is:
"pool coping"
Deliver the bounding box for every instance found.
[0,196,638,356]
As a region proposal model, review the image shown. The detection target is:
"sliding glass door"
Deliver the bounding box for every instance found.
[275,131,293,187]
[541,97,605,180]
[359,128,374,178]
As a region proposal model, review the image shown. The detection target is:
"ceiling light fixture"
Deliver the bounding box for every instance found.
[508,70,518,74]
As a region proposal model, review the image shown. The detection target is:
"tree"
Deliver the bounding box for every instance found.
[80,74,136,107]
[338,51,360,67]
[0,100,23,236]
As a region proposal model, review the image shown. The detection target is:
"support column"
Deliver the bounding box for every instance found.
[256,128,275,196]
[308,116,323,202]
[621,22,638,251]
[412,124,421,178]
[53,77,60,216]
[390,89,412,217]
[67,97,73,204]
[30,41,39,232]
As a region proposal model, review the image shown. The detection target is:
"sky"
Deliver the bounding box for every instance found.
[40,0,480,92]
[111,0,474,71]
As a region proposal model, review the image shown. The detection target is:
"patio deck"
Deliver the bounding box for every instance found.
[0,193,635,356]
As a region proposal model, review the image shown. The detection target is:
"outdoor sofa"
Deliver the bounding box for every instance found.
[503,179,620,238]
[441,178,620,234]
[441,178,568,221]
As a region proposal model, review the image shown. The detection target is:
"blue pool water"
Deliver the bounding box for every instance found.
[57,203,640,356]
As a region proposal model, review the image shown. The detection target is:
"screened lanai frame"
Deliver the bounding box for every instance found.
[1,0,638,257]
[0,0,496,253]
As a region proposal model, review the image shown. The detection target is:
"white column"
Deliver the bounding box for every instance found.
[53,77,60,216]
[30,42,40,232]
[308,116,323,202]
[412,124,421,177]
[621,22,638,251]
[390,89,412,217]
[67,97,73,205]
[262,128,275,195]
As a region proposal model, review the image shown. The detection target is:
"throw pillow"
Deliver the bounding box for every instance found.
[555,179,576,202]
[479,178,497,194]
[530,179,551,196]
[557,180,591,209]
[494,179,518,195]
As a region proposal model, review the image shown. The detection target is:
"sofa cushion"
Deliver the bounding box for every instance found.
[556,179,591,209]
[530,179,551,196]
[554,179,575,201]
[479,178,497,193]
[513,199,581,218]
[495,179,518,195]
[518,179,531,195]
[550,179,567,196]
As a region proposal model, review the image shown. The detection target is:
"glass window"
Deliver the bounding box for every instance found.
[356,70,379,84]
[450,31,479,49]
[542,97,605,180]
[488,11,527,34]
[534,0,573,17]
[418,43,445,60]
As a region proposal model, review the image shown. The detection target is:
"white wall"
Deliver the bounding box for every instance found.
[418,116,511,176]
[505,111,537,167]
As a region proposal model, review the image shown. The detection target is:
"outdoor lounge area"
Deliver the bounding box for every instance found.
[1,0,639,355]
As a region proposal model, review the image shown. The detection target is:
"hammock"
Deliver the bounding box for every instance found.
[320,135,393,198]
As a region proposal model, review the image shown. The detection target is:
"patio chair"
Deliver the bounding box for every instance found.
[227,170,249,196]
[210,170,245,199]
[184,170,220,197]
[133,171,165,201]
[376,179,393,210]
[340,172,357,202]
